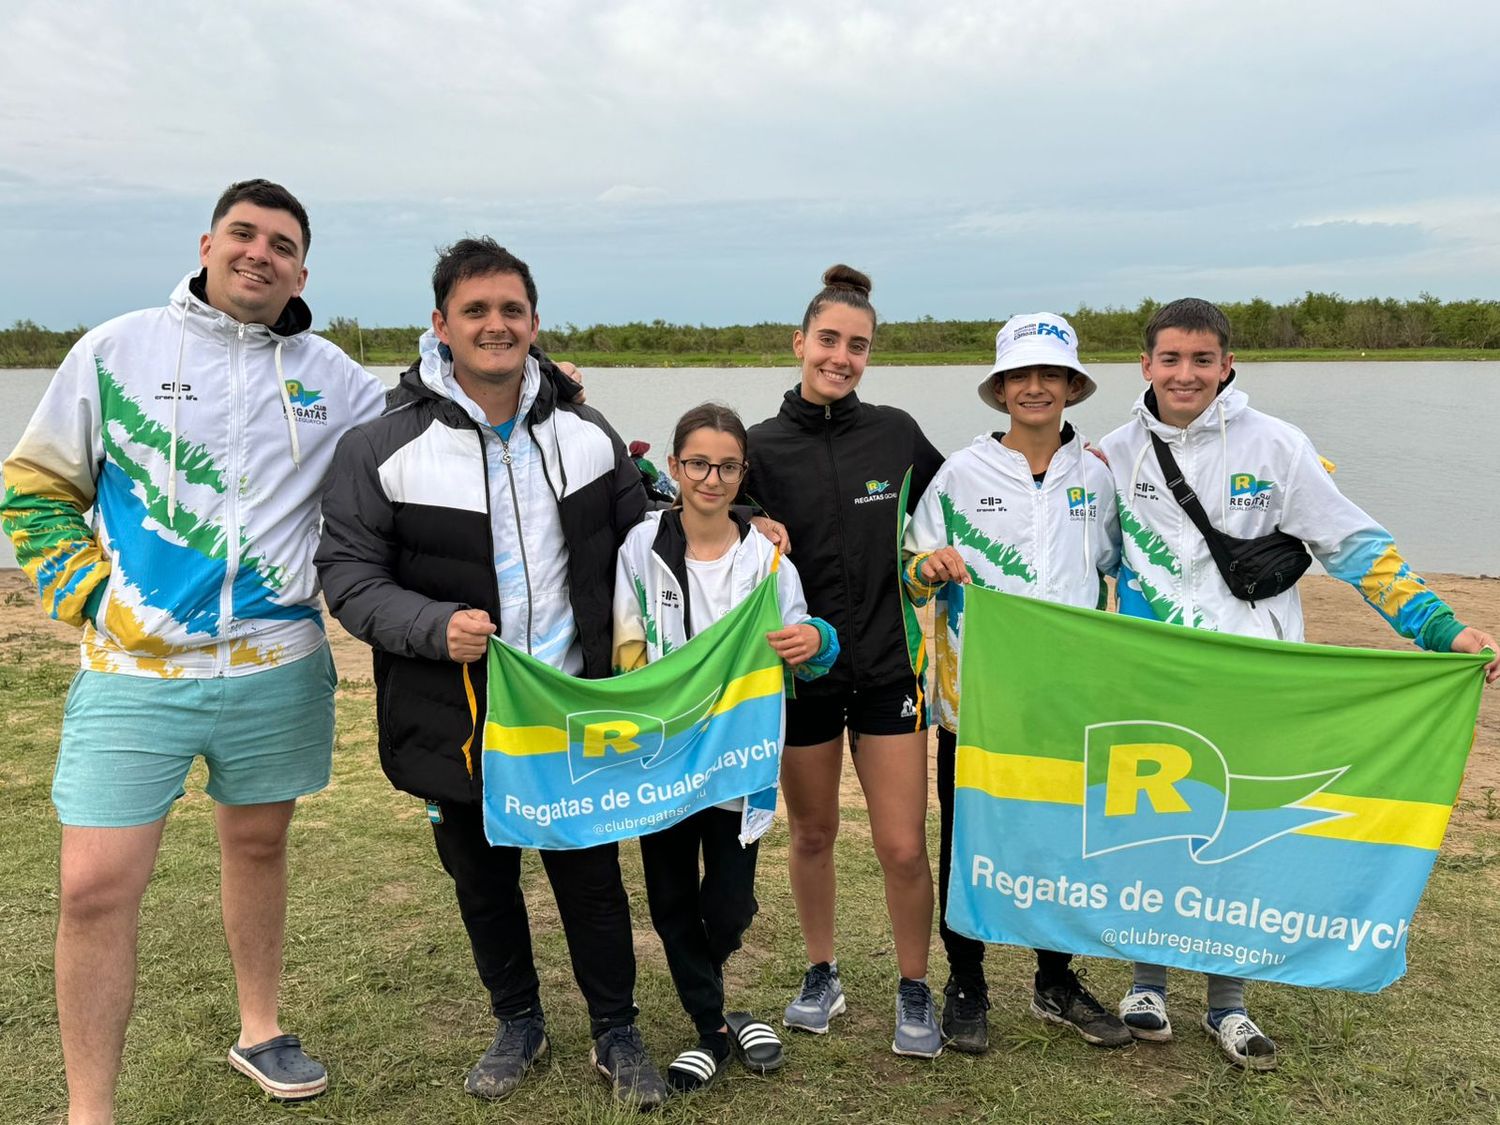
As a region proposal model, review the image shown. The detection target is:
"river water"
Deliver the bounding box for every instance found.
[2,361,1496,574]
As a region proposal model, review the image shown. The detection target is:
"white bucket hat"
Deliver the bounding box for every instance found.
[978,311,1097,413]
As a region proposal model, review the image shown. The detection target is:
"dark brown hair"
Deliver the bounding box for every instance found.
[211,179,311,257]
[671,401,748,459]
[1145,297,1231,353]
[800,264,876,332]
[432,237,538,316]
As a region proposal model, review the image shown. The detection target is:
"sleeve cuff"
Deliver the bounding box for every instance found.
[1419,609,1466,654]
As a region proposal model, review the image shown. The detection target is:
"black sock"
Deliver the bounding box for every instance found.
[698,1031,730,1062]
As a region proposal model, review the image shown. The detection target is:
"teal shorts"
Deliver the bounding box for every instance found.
[52,645,338,828]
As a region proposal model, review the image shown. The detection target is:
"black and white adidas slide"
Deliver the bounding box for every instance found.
[726,1011,785,1074]
[666,1046,724,1093]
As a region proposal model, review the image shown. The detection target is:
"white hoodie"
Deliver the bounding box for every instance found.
[903,428,1120,732]
[612,510,837,843]
[1097,384,1462,649]
[1,272,386,677]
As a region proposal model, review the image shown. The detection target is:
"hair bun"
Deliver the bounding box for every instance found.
[822,264,872,298]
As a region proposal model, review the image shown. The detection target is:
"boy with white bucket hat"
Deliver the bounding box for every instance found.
[902,312,1129,1053]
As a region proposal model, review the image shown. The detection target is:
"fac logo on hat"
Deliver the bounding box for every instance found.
[978,311,1097,413]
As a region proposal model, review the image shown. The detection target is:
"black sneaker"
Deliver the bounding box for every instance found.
[465,1013,548,1099]
[591,1025,667,1110]
[1031,969,1133,1047]
[940,978,990,1054]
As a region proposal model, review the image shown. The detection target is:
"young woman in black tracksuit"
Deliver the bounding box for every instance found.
[742,266,947,1058]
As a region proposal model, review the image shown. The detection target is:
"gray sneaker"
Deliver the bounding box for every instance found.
[892,978,943,1058]
[783,962,846,1033]
[464,1013,548,1099]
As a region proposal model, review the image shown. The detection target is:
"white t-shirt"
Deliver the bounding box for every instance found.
[685,548,744,813]
[685,550,737,636]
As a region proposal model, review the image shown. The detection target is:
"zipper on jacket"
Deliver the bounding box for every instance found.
[496,432,535,654]
[823,416,861,684]
[1033,486,1048,596]
[467,421,503,801]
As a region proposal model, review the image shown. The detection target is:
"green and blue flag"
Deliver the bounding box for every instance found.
[482,574,785,848]
[947,587,1487,991]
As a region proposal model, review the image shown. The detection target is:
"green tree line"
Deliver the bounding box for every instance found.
[6,292,1500,368]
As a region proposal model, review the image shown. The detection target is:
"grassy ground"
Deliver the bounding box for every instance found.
[1,587,1498,1123]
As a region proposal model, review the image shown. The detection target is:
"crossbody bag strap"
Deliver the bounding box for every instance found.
[1148,432,1238,577]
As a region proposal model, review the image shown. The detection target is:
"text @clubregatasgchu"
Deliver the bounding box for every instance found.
[968,856,1412,963]
[497,738,780,835]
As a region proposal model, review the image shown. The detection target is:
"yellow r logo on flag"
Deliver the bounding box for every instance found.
[1104,743,1193,816]
[581,719,642,759]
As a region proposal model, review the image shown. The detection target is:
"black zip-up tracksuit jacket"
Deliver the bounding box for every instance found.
[315,358,646,806]
[743,388,943,697]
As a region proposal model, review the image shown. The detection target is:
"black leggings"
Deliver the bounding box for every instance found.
[937,725,1072,987]
[640,807,761,1036]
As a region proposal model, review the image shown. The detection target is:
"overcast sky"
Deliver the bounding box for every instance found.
[3,0,1497,329]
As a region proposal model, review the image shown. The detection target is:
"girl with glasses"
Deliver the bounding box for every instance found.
[611,402,838,1093]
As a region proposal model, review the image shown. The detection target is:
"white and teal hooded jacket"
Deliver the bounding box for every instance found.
[612,508,839,843]
[1097,382,1467,650]
[0,271,386,677]
[902,426,1120,732]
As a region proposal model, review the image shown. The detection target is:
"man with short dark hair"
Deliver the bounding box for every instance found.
[315,237,668,1108]
[1,179,388,1121]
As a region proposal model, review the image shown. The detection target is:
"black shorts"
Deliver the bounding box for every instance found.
[784,677,930,747]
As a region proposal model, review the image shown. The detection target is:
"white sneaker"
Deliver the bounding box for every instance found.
[1202,1010,1277,1071]
[1118,987,1172,1042]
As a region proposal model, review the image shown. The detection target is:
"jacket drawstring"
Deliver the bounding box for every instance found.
[274,341,301,470]
[531,416,564,503]
[1079,439,1092,578]
[166,300,189,522]
[1217,400,1229,523]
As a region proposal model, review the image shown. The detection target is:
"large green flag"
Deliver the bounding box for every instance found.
[482,574,786,848]
[947,587,1487,991]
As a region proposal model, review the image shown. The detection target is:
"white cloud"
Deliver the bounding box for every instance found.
[1,0,1498,323]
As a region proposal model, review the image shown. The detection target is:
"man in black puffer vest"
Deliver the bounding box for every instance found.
[316,238,665,1109]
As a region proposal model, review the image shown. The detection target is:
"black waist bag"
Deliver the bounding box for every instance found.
[1149,433,1312,604]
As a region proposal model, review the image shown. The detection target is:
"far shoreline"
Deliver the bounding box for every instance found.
[5,347,1500,371]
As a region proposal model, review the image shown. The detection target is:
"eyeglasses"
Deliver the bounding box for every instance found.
[678,458,746,484]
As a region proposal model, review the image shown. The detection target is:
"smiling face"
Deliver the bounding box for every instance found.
[1142,327,1234,428]
[997,364,1084,431]
[198,202,308,325]
[432,270,540,390]
[669,426,746,520]
[793,303,874,406]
